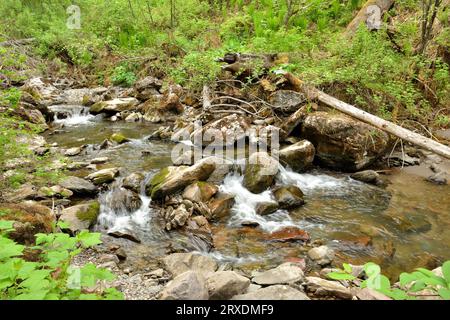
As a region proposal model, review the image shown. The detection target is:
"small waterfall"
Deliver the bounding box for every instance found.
[49,104,95,126]
[96,175,153,235]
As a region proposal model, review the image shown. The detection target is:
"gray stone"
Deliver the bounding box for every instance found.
[308,245,335,266]
[279,140,315,172]
[163,253,218,278]
[86,167,119,185]
[252,263,304,285]
[60,176,97,195]
[304,276,353,299]
[243,152,279,193]
[206,271,250,300]
[232,285,310,300]
[159,271,209,300]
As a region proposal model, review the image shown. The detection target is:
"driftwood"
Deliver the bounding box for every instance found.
[282,72,450,160]
[346,0,395,36]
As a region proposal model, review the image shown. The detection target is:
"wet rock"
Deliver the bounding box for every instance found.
[190,114,252,147]
[166,204,191,230]
[64,146,85,156]
[159,84,184,114]
[252,263,304,285]
[146,157,216,200]
[241,221,260,227]
[182,181,218,203]
[267,226,310,243]
[107,228,141,243]
[206,271,250,300]
[280,105,309,139]
[4,184,38,202]
[207,194,235,220]
[308,245,335,266]
[163,252,218,278]
[269,90,306,114]
[304,277,353,299]
[173,150,195,166]
[279,140,315,172]
[385,151,420,167]
[301,112,389,171]
[38,186,73,199]
[350,170,381,185]
[110,133,130,144]
[90,157,109,164]
[123,172,145,193]
[255,201,279,216]
[90,97,139,115]
[243,152,279,193]
[108,188,143,212]
[273,185,305,209]
[232,285,310,300]
[125,112,142,122]
[426,172,448,185]
[59,201,100,234]
[60,176,98,195]
[0,202,54,244]
[134,76,162,100]
[86,167,119,185]
[386,211,432,234]
[159,271,209,300]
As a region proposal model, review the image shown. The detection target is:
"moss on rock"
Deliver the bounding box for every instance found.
[75,201,100,224]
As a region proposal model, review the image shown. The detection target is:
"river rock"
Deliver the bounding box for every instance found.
[110,133,129,144]
[90,157,109,164]
[165,204,191,230]
[232,285,310,300]
[273,185,305,209]
[108,188,143,212]
[356,288,392,300]
[243,152,279,193]
[159,271,209,300]
[267,227,310,242]
[182,182,218,203]
[269,90,306,114]
[64,146,85,156]
[308,245,335,266]
[0,202,54,244]
[13,106,48,130]
[4,184,38,202]
[190,114,252,147]
[252,263,304,285]
[207,194,235,220]
[279,140,315,172]
[159,84,184,114]
[123,172,145,193]
[173,150,195,166]
[163,252,218,278]
[350,170,380,185]
[38,186,73,199]
[255,201,279,216]
[107,228,141,243]
[59,201,100,234]
[21,77,59,104]
[146,157,216,200]
[304,276,353,299]
[60,176,98,195]
[86,168,119,185]
[301,112,389,171]
[206,271,250,300]
[90,97,139,114]
[125,112,142,122]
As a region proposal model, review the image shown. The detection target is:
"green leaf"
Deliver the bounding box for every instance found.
[415,268,447,287]
[80,263,115,288]
[19,270,51,290]
[0,220,14,231]
[13,290,49,300]
[79,293,100,300]
[17,261,38,279]
[0,237,24,260]
[438,288,450,300]
[343,263,353,274]
[76,231,102,248]
[442,261,450,285]
[327,272,356,281]
[103,288,124,300]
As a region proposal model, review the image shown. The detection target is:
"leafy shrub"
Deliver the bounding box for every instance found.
[111,65,137,87]
[0,220,123,300]
[328,261,450,300]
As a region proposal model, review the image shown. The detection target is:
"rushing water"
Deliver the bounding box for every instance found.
[45,105,450,278]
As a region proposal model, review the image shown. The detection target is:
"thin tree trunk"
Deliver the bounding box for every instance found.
[282,72,450,159]
[346,0,395,36]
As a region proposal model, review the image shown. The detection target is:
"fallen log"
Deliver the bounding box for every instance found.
[346,0,395,36]
[281,71,450,160]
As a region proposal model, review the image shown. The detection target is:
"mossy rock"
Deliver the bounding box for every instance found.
[75,201,100,224]
[110,133,129,144]
[60,201,100,233]
[90,101,106,114]
[146,167,170,198]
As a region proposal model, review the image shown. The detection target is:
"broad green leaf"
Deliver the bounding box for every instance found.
[13,290,49,300]
[343,263,352,273]
[415,268,446,287]
[327,272,356,281]
[80,263,115,288]
[77,231,102,248]
[442,261,450,285]
[0,238,24,260]
[438,288,450,300]
[103,288,124,300]
[0,220,14,231]
[79,293,100,300]
[17,261,38,279]
[0,279,14,290]
[44,250,69,268]
[410,280,427,292]
[18,270,51,290]
[56,221,70,230]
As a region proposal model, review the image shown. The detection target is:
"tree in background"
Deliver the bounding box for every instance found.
[416,0,443,54]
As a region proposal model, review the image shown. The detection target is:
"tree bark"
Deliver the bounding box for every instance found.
[346,0,395,36]
[282,72,450,159]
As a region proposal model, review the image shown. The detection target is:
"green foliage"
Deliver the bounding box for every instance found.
[327,261,450,300]
[111,65,137,87]
[0,222,123,300]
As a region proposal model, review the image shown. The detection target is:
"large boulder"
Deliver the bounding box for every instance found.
[89,98,139,115]
[206,271,250,300]
[21,77,59,105]
[273,185,305,209]
[278,140,315,172]
[252,262,304,285]
[232,285,310,300]
[159,271,209,300]
[301,112,389,171]
[146,158,216,200]
[122,172,145,193]
[59,201,100,234]
[60,176,98,195]
[133,76,162,100]
[163,252,218,278]
[0,202,54,244]
[86,168,119,185]
[190,114,252,147]
[269,90,306,114]
[243,152,279,193]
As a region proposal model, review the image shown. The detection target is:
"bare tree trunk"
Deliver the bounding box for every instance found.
[346,0,395,36]
[282,72,450,159]
[415,0,442,55]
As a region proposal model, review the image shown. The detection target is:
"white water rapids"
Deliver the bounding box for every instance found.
[49,105,95,126]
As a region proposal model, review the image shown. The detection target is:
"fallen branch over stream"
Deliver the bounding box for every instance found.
[282,72,450,160]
